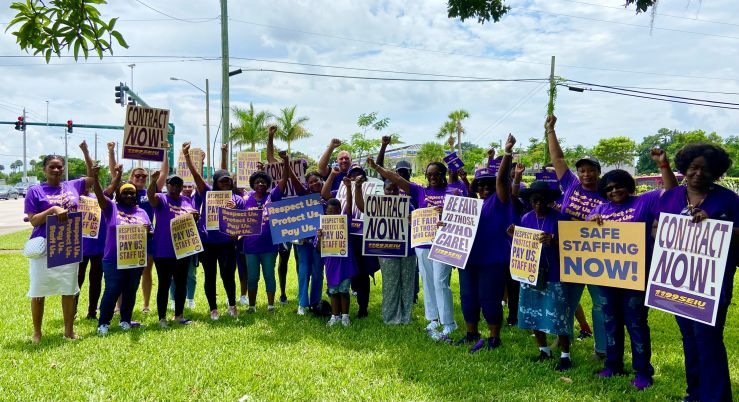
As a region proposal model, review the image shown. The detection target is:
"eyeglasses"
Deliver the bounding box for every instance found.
[133,174,148,179]
[426,171,443,178]
[603,184,625,193]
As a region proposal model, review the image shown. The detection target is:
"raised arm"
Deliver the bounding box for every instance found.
[376,135,391,169]
[266,126,278,164]
[354,175,367,213]
[155,144,169,191]
[278,150,305,194]
[148,171,161,209]
[220,144,228,170]
[183,142,207,194]
[321,167,340,200]
[511,162,525,198]
[545,115,569,180]
[91,165,110,211]
[78,140,95,189]
[104,164,123,198]
[107,142,117,174]
[651,147,678,191]
[277,151,291,195]
[318,138,342,177]
[366,157,410,194]
[496,134,515,204]
[343,176,353,216]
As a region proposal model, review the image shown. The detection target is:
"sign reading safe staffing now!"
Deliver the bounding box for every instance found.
[122,105,170,162]
[645,213,733,326]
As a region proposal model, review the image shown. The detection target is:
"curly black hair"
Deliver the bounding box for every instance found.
[597,169,636,199]
[674,143,732,179]
[249,171,272,189]
[326,198,342,212]
[42,154,65,167]
[425,161,448,187]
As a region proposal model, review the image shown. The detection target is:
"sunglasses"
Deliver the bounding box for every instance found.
[426,171,443,178]
[133,174,148,179]
[603,184,625,194]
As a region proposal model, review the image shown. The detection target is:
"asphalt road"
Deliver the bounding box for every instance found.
[0,198,32,236]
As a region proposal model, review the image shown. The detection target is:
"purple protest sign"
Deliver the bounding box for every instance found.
[219,208,263,237]
[46,212,83,268]
[645,213,733,326]
[443,152,464,172]
[429,195,483,269]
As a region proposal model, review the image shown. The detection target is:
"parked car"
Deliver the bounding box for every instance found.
[14,184,29,197]
[0,185,19,200]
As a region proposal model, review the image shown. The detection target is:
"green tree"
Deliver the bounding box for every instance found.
[274,105,311,155]
[7,0,128,62]
[416,142,446,171]
[723,136,739,177]
[336,112,401,161]
[592,136,637,169]
[357,112,390,134]
[436,120,457,151]
[636,129,724,174]
[447,0,658,24]
[448,109,470,156]
[232,103,270,152]
[460,142,485,168]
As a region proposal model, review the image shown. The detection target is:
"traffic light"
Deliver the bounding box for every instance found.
[67,120,73,133]
[14,116,23,131]
[127,96,137,106]
[114,82,128,106]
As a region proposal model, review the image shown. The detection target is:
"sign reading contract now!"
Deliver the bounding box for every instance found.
[122,105,170,162]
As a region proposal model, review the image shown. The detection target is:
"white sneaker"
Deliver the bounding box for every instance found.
[297,306,306,316]
[327,315,340,326]
[239,295,248,305]
[227,306,237,317]
[97,324,109,335]
[426,320,440,332]
[341,314,351,327]
[187,299,195,309]
[119,322,131,331]
[267,304,275,312]
[159,319,169,328]
[210,310,220,321]
[247,306,256,313]
[442,323,457,336]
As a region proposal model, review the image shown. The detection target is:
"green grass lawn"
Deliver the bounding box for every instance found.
[0,230,737,400]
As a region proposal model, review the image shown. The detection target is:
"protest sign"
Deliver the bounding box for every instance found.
[443,152,464,172]
[429,195,483,269]
[116,224,148,269]
[645,213,733,326]
[264,160,307,198]
[335,177,383,235]
[362,194,410,257]
[78,195,101,239]
[46,212,83,268]
[122,105,170,161]
[559,221,646,290]
[267,193,323,243]
[170,213,203,259]
[237,152,261,189]
[205,191,232,230]
[219,208,263,237]
[411,207,439,248]
[176,148,204,184]
[320,215,348,258]
[509,226,544,285]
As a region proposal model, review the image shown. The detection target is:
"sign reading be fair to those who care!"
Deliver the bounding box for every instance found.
[558,221,646,291]
[429,195,483,269]
[411,207,438,248]
[362,194,410,257]
[123,105,170,162]
[646,213,733,326]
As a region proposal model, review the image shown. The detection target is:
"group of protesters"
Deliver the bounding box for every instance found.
[22,115,737,401]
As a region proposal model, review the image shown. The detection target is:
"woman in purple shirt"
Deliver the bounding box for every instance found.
[366,156,462,339]
[588,149,677,390]
[652,143,738,402]
[90,166,151,334]
[147,170,198,327]
[24,154,94,343]
[293,171,326,315]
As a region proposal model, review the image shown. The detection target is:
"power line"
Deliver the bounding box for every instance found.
[561,85,739,110]
[132,0,217,24]
[564,80,739,106]
[235,67,547,83]
[470,82,548,144]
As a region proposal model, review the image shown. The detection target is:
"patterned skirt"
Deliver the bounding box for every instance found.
[518,282,584,336]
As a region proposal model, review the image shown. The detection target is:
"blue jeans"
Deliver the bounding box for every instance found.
[170,256,197,301]
[600,287,654,379]
[246,252,278,293]
[98,261,144,326]
[295,242,323,308]
[588,284,607,353]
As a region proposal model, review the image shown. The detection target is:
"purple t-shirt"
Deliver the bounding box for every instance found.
[329,171,348,192]
[520,209,570,282]
[24,178,86,239]
[468,194,513,265]
[316,229,358,288]
[557,170,604,221]
[408,182,462,249]
[81,193,106,256]
[137,189,154,221]
[653,185,739,299]
[101,198,151,263]
[196,184,246,244]
[151,193,196,259]
[448,180,469,197]
[240,187,282,254]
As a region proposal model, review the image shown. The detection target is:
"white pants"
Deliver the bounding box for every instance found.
[416,248,455,326]
[28,256,79,298]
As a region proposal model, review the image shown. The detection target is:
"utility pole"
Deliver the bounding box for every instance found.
[206,78,211,178]
[220,0,230,168]
[128,64,136,90]
[94,132,98,161]
[22,108,27,181]
[63,127,69,182]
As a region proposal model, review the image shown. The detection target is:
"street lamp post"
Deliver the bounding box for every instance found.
[170,77,210,178]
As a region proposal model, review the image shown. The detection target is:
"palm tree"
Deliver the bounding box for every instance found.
[436,120,456,151]
[274,105,311,155]
[232,104,270,152]
[448,109,470,156]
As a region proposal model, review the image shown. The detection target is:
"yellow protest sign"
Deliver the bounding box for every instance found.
[177,148,204,184]
[206,190,231,230]
[79,195,102,239]
[237,152,261,189]
[320,215,348,258]
[411,207,438,248]
[559,221,646,290]
[509,226,544,286]
[116,224,148,269]
[170,213,203,259]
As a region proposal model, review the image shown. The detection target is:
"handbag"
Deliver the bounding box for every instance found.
[533,255,549,291]
[23,237,47,259]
